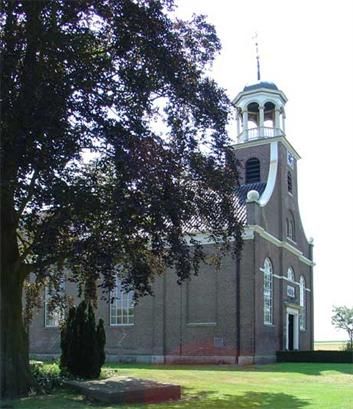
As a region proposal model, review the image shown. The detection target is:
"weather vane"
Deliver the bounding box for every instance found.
[252,32,261,81]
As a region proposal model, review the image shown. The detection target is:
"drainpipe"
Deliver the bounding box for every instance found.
[309,238,314,350]
[163,273,167,363]
[235,255,241,363]
[179,284,183,356]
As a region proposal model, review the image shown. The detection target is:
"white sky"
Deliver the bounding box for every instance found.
[175,0,353,341]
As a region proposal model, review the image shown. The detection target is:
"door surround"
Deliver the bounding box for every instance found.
[285,306,299,350]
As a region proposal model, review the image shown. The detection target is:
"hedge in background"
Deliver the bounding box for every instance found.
[277,350,353,363]
[60,301,106,378]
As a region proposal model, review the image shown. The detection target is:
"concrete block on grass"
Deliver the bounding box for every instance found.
[65,376,181,404]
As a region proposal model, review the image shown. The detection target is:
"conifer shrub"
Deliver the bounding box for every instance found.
[60,300,106,378]
[97,318,106,370]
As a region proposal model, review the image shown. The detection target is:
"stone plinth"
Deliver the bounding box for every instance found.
[65,376,181,404]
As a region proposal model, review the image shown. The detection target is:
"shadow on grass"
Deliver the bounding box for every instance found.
[9,390,90,409]
[11,389,311,409]
[174,390,311,409]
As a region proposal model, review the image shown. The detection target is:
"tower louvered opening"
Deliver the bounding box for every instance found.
[246,158,260,184]
[288,171,293,193]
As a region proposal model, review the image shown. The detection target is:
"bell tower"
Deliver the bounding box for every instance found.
[234,82,287,144]
[231,80,314,357]
[231,80,302,238]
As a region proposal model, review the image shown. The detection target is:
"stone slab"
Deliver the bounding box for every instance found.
[65,376,181,404]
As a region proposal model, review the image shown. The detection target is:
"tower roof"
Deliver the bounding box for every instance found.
[243,81,278,92]
[233,80,287,107]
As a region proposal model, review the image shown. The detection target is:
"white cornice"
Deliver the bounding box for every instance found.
[270,273,311,291]
[185,225,314,267]
[245,225,315,267]
[231,135,301,160]
[233,88,287,106]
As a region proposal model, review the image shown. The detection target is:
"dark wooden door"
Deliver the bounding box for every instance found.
[288,314,294,350]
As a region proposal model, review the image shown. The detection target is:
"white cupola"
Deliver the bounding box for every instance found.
[233,81,288,143]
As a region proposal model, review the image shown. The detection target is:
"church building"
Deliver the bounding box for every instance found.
[29,81,314,365]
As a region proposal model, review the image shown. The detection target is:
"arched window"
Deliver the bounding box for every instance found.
[245,157,260,184]
[286,267,296,298]
[287,267,295,282]
[110,277,134,326]
[299,276,306,330]
[262,258,273,325]
[287,267,295,298]
[264,101,276,128]
[288,171,293,193]
[247,102,260,130]
[287,211,296,241]
[44,282,65,328]
[290,219,295,240]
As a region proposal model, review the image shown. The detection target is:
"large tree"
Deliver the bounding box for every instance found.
[0,0,243,398]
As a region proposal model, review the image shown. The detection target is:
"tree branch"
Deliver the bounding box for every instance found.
[16,231,32,252]
[16,168,39,220]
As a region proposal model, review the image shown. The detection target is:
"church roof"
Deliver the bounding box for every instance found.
[187,182,266,233]
[234,182,267,223]
[243,81,278,92]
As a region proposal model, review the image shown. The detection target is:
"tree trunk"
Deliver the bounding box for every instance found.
[0,266,32,399]
[0,191,32,399]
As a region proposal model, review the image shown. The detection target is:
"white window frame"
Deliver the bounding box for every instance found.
[110,277,134,326]
[44,284,65,328]
[287,267,295,282]
[299,276,306,331]
[262,258,273,325]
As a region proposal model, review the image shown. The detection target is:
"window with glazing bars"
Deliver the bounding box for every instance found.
[263,258,273,325]
[299,276,306,330]
[110,278,134,326]
[44,283,65,328]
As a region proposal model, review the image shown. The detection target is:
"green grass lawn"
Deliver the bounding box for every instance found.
[9,362,353,409]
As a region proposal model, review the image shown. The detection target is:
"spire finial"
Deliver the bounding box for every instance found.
[252,32,261,81]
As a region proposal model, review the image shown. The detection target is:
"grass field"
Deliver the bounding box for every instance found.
[10,362,353,409]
